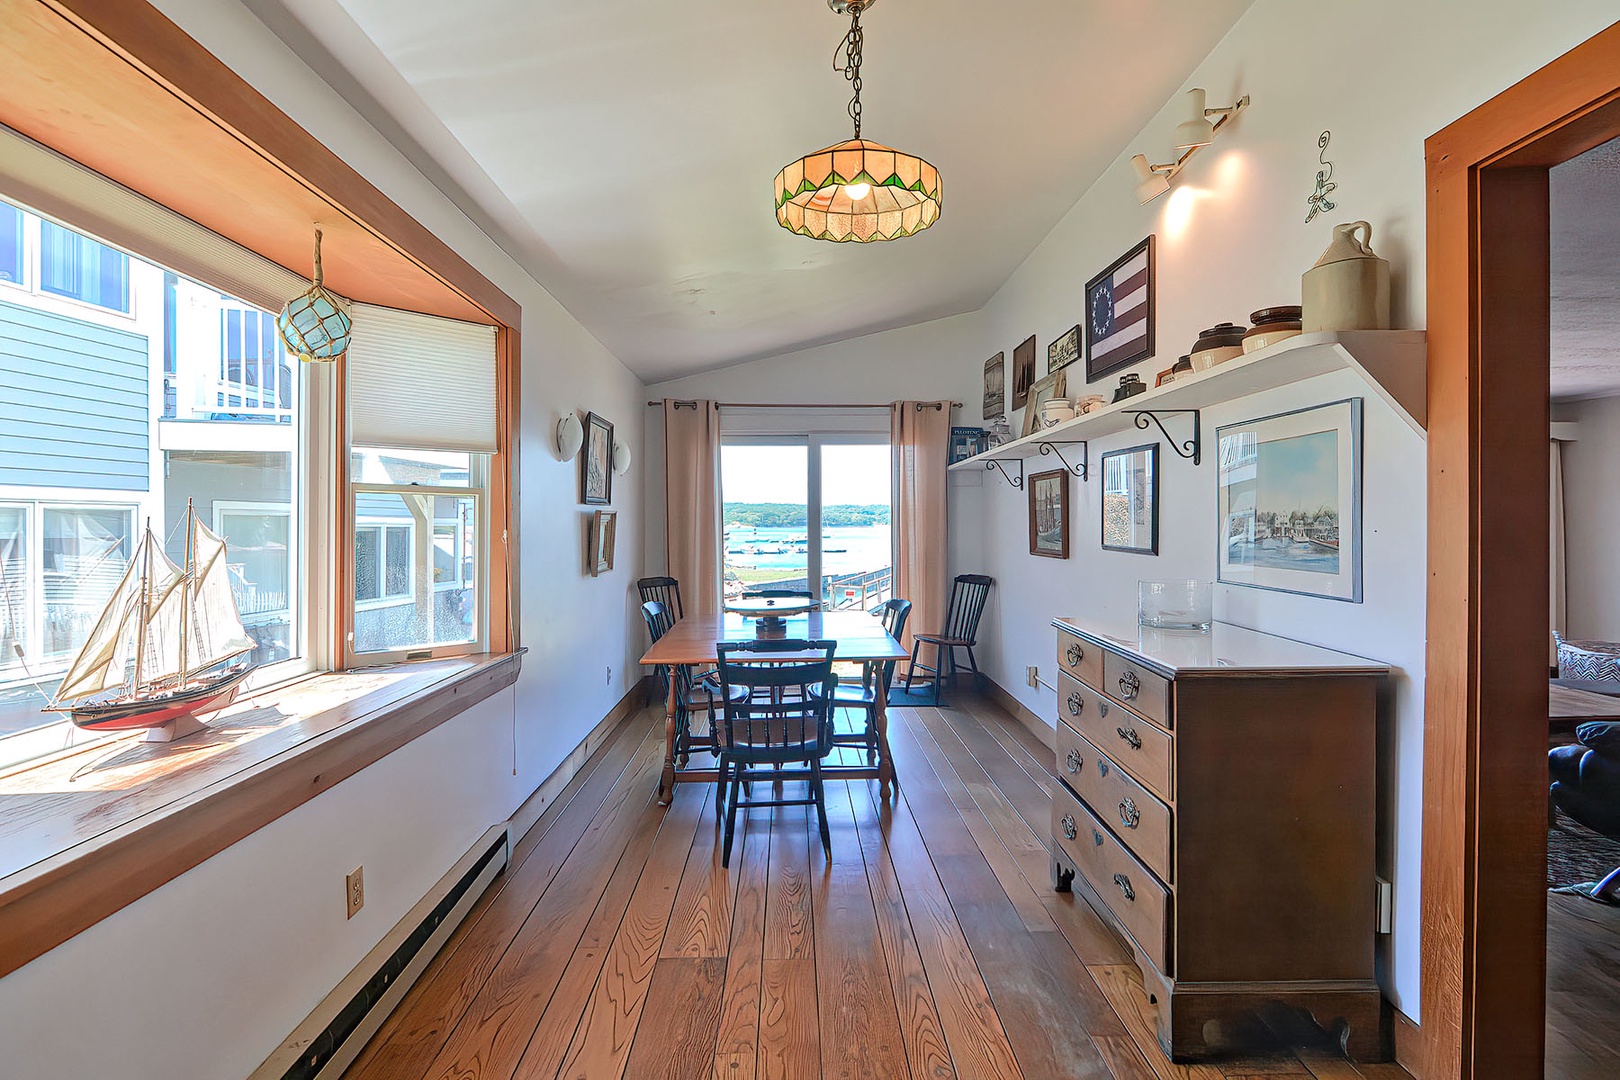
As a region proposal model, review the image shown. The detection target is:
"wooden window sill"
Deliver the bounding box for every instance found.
[0,652,522,980]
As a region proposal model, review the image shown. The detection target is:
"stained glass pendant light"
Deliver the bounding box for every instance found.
[774,0,941,243]
[276,228,353,363]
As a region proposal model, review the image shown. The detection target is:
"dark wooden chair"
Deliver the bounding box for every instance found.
[637,576,685,619]
[904,574,992,705]
[640,600,743,767]
[713,639,839,867]
[825,599,911,763]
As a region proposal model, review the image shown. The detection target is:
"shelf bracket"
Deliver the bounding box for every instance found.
[1037,440,1089,480]
[1127,409,1202,465]
[984,457,1024,489]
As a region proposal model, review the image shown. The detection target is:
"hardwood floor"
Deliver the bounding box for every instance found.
[1547,891,1620,1078]
[344,694,1412,1080]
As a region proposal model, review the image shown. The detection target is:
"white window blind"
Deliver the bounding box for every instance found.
[347,303,499,452]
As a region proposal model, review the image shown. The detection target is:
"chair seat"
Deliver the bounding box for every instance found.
[913,633,973,646]
[684,680,749,709]
[815,683,879,708]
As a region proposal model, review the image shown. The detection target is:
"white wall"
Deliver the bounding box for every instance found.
[643,0,1620,1020]
[1561,395,1620,642]
[0,2,648,1076]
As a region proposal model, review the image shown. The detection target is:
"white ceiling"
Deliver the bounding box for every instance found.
[247,0,1254,383]
[1551,137,1620,401]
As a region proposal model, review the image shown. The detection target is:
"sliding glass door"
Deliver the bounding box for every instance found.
[721,435,892,609]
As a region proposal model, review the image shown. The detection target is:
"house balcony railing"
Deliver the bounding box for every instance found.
[164,357,294,424]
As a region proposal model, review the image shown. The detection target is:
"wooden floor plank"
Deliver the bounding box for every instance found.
[758,958,819,1080]
[812,779,911,1080]
[957,696,1055,800]
[553,782,714,1080]
[662,789,745,958]
[763,803,813,961]
[622,957,728,1080]
[835,780,956,1080]
[712,807,771,1080]
[347,712,661,1080]
[851,780,1025,1080]
[1088,964,1225,1080]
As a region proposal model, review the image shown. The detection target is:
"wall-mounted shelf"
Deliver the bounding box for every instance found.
[954,330,1426,475]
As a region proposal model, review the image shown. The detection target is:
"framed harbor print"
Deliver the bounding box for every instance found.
[1020,368,1067,437]
[1048,324,1081,373]
[1011,335,1036,410]
[1085,236,1156,383]
[583,412,613,505]
[588,510,617,575]
[1028,469,1069,559]
[983,353,1005,418]
[1217,398,1363,601]
[1101,443,1158,554]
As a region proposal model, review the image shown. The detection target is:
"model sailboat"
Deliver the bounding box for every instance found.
[48,503,256,741]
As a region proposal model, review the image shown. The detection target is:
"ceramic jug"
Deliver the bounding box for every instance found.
[1301,220,1390,332]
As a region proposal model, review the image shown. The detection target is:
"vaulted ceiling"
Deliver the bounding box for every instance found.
[246,0,1255,382]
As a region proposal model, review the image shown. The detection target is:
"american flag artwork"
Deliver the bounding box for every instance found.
[1085,237,1156,381]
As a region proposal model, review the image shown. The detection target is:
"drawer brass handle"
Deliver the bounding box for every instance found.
[1097,758,1109,778]
[1113,873,1136,901]
[1092,829,1105,847]
[1066,692,1083,717]
[1119,797,1140,829]
[1066,642,1083,667]
[1117,670,1141,700]
[1116,726,1142,750]
[1065,748,1082,774]
[1061,814,1078,841]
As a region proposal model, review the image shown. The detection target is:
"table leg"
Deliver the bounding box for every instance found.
[658,673,679,806]
[875,689,897,799]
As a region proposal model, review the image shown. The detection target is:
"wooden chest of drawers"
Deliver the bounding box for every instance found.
[1050,619,1389,1062]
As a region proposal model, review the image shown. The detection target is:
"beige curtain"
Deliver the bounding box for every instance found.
[1551,438,1567,666]
[664,399,722,617]
[891,401,952,669]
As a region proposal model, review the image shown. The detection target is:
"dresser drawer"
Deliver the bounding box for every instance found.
[1056,627,1104,689]
[1102,649,1172,729]
[1056,724,1173,881]
[1054,784,1171,974]
[1057,672,1172,801]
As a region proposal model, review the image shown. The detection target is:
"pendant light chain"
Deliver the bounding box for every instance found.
[837,5,865,140]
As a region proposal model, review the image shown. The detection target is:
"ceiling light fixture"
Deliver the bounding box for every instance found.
[1129,88,1250,204]
[774,0,941,243]
[1131,154,1176,205]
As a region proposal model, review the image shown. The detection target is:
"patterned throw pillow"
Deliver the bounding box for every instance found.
[1557,638,1620,682]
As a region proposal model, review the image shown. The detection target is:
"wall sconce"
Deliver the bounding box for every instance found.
[556,412,584,460]
[1130,88,1250,205]
[612,441,633,476]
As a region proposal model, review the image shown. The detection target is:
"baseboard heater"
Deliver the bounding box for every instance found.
[251,825,509,1080]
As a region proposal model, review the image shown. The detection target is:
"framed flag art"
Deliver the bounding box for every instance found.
[1084,235,1156,383]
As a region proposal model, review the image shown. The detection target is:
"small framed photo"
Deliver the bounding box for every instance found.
[983,353,1005,419]
[1086,236,1156,383]
[1101,443,1159,555]
[587,509,617,576]
[1048,325,1081,373]
[949,426,987,465]
[1028,468,1069,559]
[1217,399,1362,601]
[1011,335,1037,410]
[1020,368,1067,438]
[582,412,614,505]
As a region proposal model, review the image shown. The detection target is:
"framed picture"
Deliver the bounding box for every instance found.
[1020,368,1067,437]
[587,509,617,576]
[1028,468,1069,559]
[1011,335,1036,410]
[1100,443,1159,555]
[949,426,987,465]
[1085,236,1156,384]
[1048,325,1081,373]
[983,353,1005,419]
[1217,398,1363,602]
[582,412,613,505]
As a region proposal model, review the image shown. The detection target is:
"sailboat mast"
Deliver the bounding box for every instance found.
[177,500,194,687]
[131,520,151,693]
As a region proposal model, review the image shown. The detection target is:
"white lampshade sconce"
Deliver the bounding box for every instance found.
[556,412,584,460]
[612,441,632,476]
[1130,88,1249,205]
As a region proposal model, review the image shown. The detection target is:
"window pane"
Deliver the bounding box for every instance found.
[39,220,130,313]
[42,507,134,664]
[353,492,478,654]
[819,443,893,610]
[0,506,28,681]
[0,203,21,285]
[721,443,809,602]
[351,447,471,487]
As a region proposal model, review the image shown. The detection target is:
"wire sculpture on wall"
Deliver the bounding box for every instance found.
[1305,130,1337,223]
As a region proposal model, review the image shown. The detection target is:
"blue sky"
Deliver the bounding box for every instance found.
[1256,430,1338,511]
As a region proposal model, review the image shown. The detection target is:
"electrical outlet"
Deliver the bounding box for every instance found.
[346,867,364,919]
[1026,665,1039,688]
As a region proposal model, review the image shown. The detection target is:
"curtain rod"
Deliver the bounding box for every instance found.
[647,400,962,410]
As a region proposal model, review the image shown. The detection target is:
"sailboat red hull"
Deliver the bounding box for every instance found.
[67,663,255,731]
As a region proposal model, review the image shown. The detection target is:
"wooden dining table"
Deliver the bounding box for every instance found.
[1550,680,1620,731]
[638,610,909,806]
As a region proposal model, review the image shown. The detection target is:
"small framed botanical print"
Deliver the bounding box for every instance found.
[1028,468,1069,559]
[583,412,614,505]
[1101,443,1159,555]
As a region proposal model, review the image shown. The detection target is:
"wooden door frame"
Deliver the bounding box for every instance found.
[1423,20,1620,1079]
